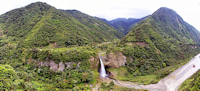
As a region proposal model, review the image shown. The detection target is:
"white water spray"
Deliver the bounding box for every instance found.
[100,58,107,77]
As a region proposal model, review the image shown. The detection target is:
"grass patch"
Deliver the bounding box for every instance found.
[107,66,129,79]
[113,85,147,91]
[123,75,158,85]
[107,67,158,85]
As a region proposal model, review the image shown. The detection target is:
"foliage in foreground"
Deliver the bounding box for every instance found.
[0,59,94,91]
[112,85,147,91]
[179,70,200,91]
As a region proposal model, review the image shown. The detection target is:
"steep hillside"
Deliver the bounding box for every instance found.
[63,10,123,39]
[151,7,200,44]
[120,7,200,75]
[0,2,122,48]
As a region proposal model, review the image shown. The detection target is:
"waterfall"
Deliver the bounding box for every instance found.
[100,58,107,77]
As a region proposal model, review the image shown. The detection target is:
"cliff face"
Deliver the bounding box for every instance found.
[27,51,127,72]
[27,59,81,72]
[99,52,127,68]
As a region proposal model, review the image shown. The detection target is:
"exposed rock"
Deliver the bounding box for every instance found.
[77,62,81,68]
[57,62,65,72]
[38,61,45,66]
[49,60,58,71]
[100,52,127,68]
[89,56,99,69]
[44,61,49,66]
[65,62,75,68]
[108,71,115,79]
[136,42,148,46]
[89,57,95,62]
[27,59,81,72]
[116,52,127,66]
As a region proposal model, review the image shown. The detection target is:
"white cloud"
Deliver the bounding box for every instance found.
[0,0,199,30]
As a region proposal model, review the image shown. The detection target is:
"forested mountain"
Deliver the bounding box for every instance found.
[100,18,140,35]
[151,7,200,44]
[0,2,122,48]
[0,2,200,90]
[120,7,200,75]
[0,2,124,90]
[108,18,140,35]
[62,10,123,38]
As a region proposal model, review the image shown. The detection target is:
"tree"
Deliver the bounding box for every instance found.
[109,81,114,89]
[81,72,89,82]
[0,65,17,91]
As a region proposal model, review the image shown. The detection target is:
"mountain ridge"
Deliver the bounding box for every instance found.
[119,7,200,76]
[0,2,123,48]
[100,18,141,35]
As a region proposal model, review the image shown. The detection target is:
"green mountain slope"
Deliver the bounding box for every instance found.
[63,10,124,39]
[151,7,200,44]
[120,7,200,75]
[0,2,200,90]
[0,2,122,48]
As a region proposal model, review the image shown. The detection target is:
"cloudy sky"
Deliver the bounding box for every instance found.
[0,0,199,30]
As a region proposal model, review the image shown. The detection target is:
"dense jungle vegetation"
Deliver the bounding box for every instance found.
[0,2,122,90]
[0,2,200,91]
[0,2,122,48]
[119,7,200,77]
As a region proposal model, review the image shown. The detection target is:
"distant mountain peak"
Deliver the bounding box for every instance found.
[27,1,48,6]
[23,1,52,10]
[153,7,177,16]
[157,7,176,11]
[122,7,200,45]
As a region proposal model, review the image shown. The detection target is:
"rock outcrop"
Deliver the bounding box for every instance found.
[28,59,80,72]
[89,56,99,69]
[65,62,75,68]
[58,62,65,72]
[27,51,126,72]
[99,52,127,68]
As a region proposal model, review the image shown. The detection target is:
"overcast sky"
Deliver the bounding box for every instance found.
[0,0,199,30]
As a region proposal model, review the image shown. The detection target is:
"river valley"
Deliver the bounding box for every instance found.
[99,54,200,91]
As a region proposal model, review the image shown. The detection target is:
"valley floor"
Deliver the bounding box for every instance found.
[100,53,200,91]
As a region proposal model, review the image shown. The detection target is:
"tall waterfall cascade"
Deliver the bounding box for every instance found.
[100,58,107,77]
